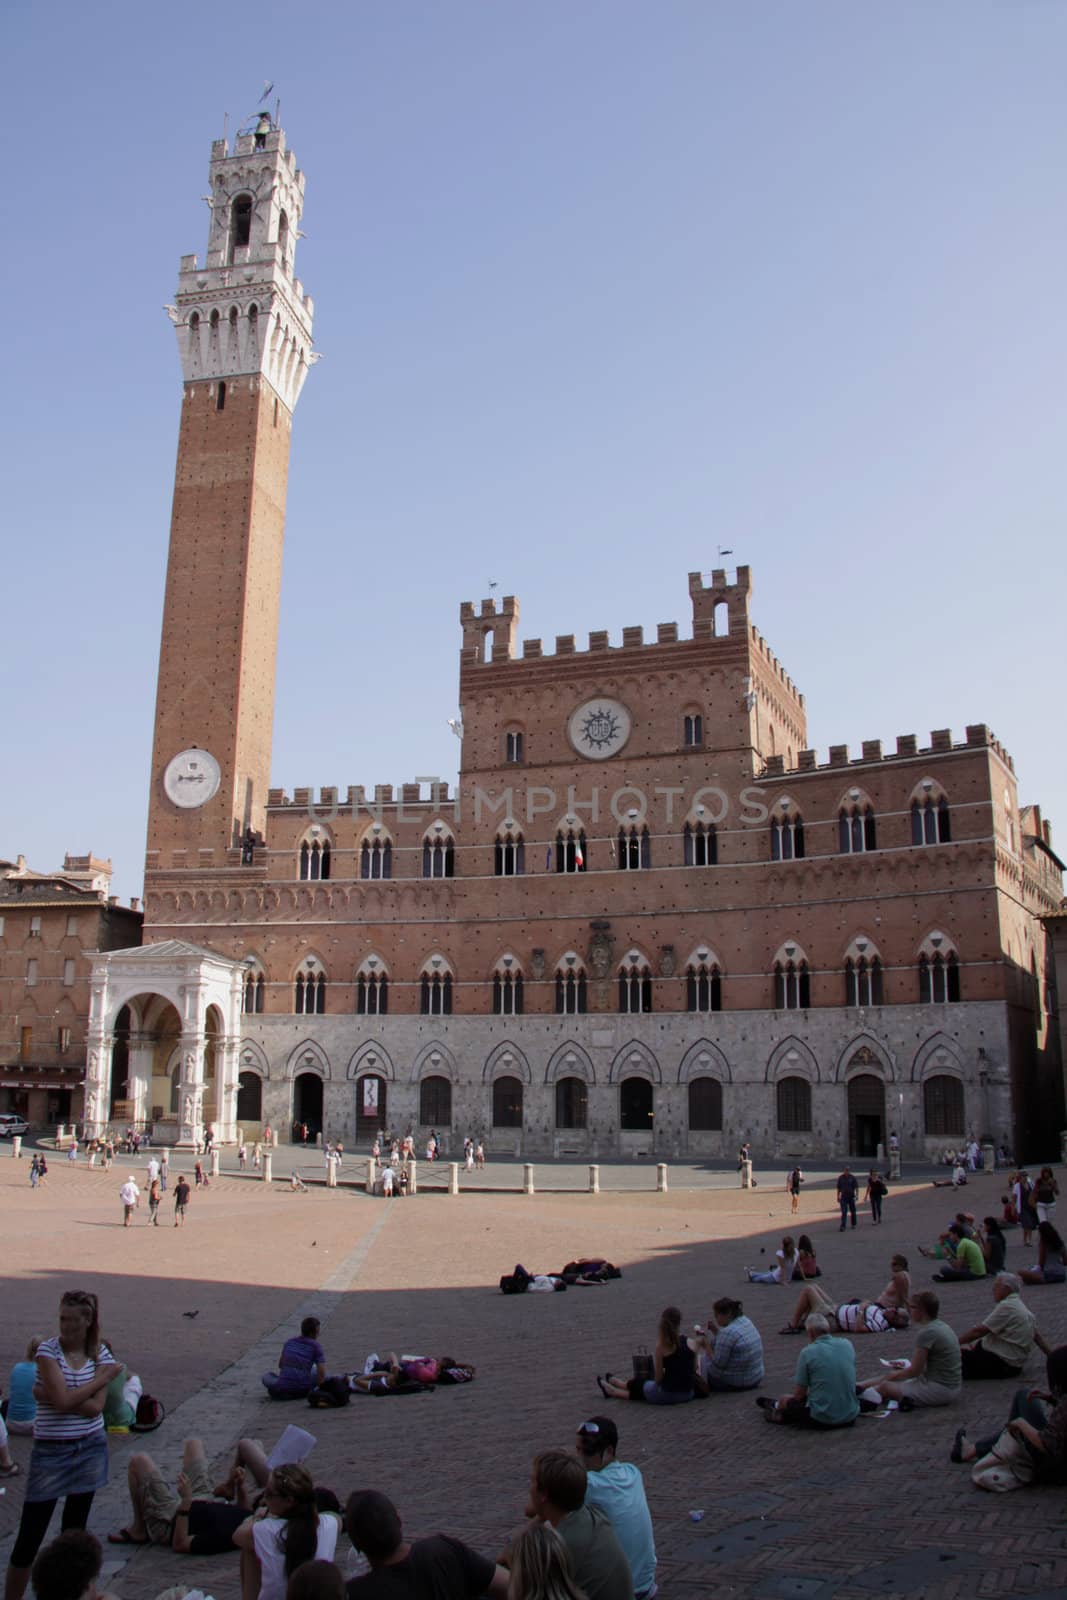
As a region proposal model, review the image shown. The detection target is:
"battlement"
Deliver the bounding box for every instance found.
[688,565,752,633]
[460,595,520,663]
[267,780,454,814]
[758,723,1015,781]
[749,626,804,705]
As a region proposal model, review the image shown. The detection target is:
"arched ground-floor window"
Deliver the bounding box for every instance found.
[777,1075,812,1133]
[420,1075,452,1127]
[688,1077,723,1130]
[924,1074,964,1138]
[236,1071,262,1123]
[492,1076,523,1128]
[555,1077,587,1129]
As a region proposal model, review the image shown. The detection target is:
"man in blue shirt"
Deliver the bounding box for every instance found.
[759,1314,859,1428]
[577,1418,656,1600]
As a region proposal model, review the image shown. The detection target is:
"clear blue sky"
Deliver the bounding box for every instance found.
[3,2,1065,902]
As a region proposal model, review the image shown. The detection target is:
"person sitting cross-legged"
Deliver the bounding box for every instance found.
[757,1314,859,1429]
[856,1290,961,1409]
[262,1317,326,1400]
[107,1435,263,1550]
[932,1223,986,1283]
[691,1298,764,1391]
[958,1273,1052,1380]
[575,1417,656,1600]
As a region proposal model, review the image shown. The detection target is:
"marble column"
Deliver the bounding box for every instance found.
[176,1031,206,1149]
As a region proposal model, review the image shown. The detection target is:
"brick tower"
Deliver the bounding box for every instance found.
[146,119,314,875]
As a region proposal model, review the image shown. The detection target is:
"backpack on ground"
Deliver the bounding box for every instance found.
[130,1394,165,1433]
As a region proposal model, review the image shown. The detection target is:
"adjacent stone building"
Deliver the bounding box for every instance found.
[82,119,1064,1159]
[0,855,142,1127]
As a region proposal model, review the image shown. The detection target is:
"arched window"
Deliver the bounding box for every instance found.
[839,806,877,853]
[555,1077,588,1129]
[419,1075,452,1126]
[683,712,703,748]
[845,956,883,1006]
[924,1074,964,1137]
[360,835,392,879]
[618,956,653,1014]
[278,209,289,270]
[555,961,587,1015]
[770,810,805,860]
[911,795,951,845]
[684,822,717,867]
[228,193,253,260]
[493,1076,523,1127]
[556,828,587,873]
[420,963,453,1016]
[216,380,226,411]
[617,826,650,870]
[294,961,326,1015]
[777,1076,812,1132]
[494,829,525,877]
[299,837,331,881]
[505,730,524,764]
[356,960,388,1016]
[242,967,265,1014]
[492,961,524,1016]
[686,958,722,1012]
[688,1077,723,1130]
[919,951,960,1003]
[774,960,810,1010]
[422,831,455,878]
[236,1071,262,1121]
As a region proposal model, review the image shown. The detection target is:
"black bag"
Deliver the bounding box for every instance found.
[130,1394,165,1433]
[632,1347,654,1383]
[307,1376,350,1408]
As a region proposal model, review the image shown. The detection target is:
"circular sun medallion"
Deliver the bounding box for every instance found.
[567,697,632,760]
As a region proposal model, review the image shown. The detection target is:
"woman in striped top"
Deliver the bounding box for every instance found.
[4,1289,120,1600]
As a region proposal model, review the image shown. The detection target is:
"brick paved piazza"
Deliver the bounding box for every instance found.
[3,1151,1067,1600]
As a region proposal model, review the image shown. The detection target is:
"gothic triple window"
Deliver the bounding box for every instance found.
[839,806,877,853]
[492,965,524,1015]
[617,826,650,870]
[774,959,810,1010]
[684,822,717,866]
[919,951,961,1003]
[686,961,722,1013]
[242,969,265,1014]
[555,963,588,1015]
[422,832,455,878]
[770,812,805,861]
[912,795,952,845]
[361,837,393,879]
[299,838,331,881]
[294,963,326,1015]
[356,968,389,1015]
[618,957,653,1014]
[556,829,587,873]
[845,956,883,1006]
[494,831,525,877]
[421,966,454,1015]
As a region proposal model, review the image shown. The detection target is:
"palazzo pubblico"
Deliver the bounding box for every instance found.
[78,121,1063,1162]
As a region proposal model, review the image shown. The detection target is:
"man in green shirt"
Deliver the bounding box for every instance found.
[858,1290,962,1408]
[933,1225,986,1282]
[760,1314,859,1428]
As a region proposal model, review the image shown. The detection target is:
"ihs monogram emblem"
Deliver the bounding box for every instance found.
[579,705,621,752]
[567,697,632,761]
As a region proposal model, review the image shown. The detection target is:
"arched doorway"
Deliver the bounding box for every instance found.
[620,1077,654,1131]
[848,1073,885,1158]
[237,1072,262,1125]
[293,1073,323,1143]
[493,1076,523,1128]
[356,1074,387,1142]
[109,1005,131,1117]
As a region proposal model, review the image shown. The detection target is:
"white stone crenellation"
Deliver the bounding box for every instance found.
[170,127,315,412]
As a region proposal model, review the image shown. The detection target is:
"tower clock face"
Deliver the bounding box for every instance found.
[567,698,632,760]
[163,748,222,808]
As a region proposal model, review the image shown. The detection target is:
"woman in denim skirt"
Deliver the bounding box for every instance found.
[4,1289,120,1600]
